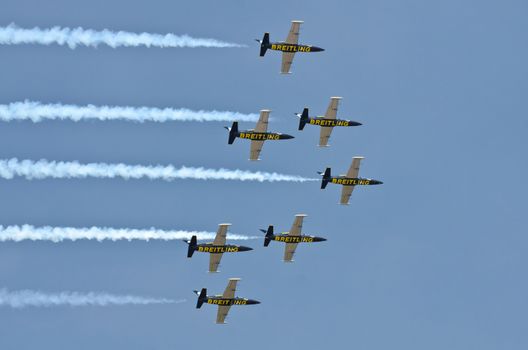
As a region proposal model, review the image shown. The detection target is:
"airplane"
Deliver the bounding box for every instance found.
[184,224,252,273]
[261,214,326,262]
[194,278,260,324]
[256,20,324,74]
[319,157,383,205]
[225,109,294,161]
[296,97,362,147]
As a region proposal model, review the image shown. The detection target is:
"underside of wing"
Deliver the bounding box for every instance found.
[289,214,306,236]
[285,20,303,45]
[340,186,355,205]
[213,224,230,246]
[318,126,334,147]
[250,140,264,161]
[325,97,342,120]
[255,110,270,133]
[216,305,231,324]
[222,278,240,299]
[209,253,223,273]
[346,157,363,178]
[283,243,298,262]
[281,52,295,74]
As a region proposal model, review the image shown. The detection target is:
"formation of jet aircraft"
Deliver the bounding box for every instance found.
[194,278,260,324]
[256,20,324,74]
[225,109,294,161]
[194,20,383,324]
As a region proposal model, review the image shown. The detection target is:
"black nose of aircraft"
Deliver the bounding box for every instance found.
[311,46,325,52]
[239,246,253,252]
[350,121,362,126]
[247,299,261,305]
[281,134,295,140]
[371,180,383,185]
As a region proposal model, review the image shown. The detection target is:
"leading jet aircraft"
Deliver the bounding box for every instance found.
[194,278,260,324]
[256,20,324,74]
[296,97,362,147]
[319,157,383,205]
[184,224,252,273]
[225,109,294,161]
[261,214,326,262]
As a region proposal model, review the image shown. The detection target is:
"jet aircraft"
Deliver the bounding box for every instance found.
[261,214,326,262]
[256,20,324,74]
[194,278,260,324]
[297,97,362,147]
[319,157,383,205]
[225,109,294,161]
[184,224,252,273]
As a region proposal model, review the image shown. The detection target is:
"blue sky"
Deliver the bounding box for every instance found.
[0,0,527,349]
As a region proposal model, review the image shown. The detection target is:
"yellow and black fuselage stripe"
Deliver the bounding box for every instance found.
[269,43,324,53]
[330,177,383,186]
[196,244,252,254]
[271,234,326,244]
[237,131,293,141]
[206,297,260,306]
[308,117,362,128]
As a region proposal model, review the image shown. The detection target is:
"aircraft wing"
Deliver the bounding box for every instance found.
[209,253,223,273]
[340,186,355,205]
[318,127,333,147]
[255,110,270,133]
[213,224,230,246]
[249,140,264,161]
[216,305,231,324]
[222,278,240,299]
[285,20,303,45]
[347,157,363,178]
[325,97,342,119]
[283,243,298,262]
[281,52,295,74]
[289,214,306,236]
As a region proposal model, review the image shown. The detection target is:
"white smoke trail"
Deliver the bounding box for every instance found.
[0,288,184,308]
[0,225,257,242]
[0,23,244,49]
[0,101,258,123]
[0,158,317,183]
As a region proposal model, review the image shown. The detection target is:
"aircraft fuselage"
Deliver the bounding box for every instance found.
[206,297,260,306]
[268,42,324,53]
[308,116,362,128]
[194,244,252,254]
[329,177,383,186]
[237,131,293,141]
[270,234,326,244]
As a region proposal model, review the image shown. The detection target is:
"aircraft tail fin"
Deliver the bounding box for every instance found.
[225,121,238,144]
[319,168,331,189]
[186,235,197,258]
[194,288,207,309]
[298,108,309,130]
[259,33,270,56]
[263,225,274,247]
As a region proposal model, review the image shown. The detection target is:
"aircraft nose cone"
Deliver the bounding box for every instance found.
[320,238,327,242]
[248,300,261,305]
[239,246,253,252]
[351,121,362,126]
[312,46,324,52]
[283,134,295,140]
[372,180,383,185]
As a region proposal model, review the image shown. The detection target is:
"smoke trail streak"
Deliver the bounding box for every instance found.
[0,23,244,49]
[0,158,317,183]
[0,288,184,308]
[0,225,257,242]
[0,101,258,123]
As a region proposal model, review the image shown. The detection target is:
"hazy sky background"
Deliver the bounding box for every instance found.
[0,0,527,349]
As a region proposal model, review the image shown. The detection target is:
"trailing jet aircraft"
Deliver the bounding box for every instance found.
[319,157,383,205]
[194,278,260,324]
[225,109,294,161]
[184,224,252,273]
[261,214,326,262]
[256,20,324,74]
[296,97,362,147]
